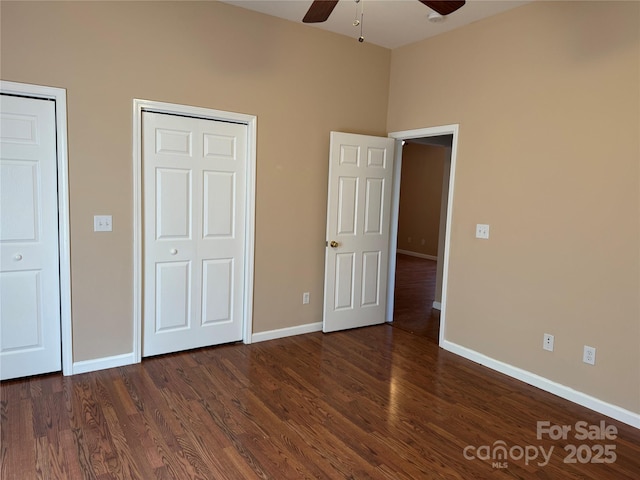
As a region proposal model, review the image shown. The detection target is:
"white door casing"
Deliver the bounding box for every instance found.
[323,131,396,333]
[0,93,64,379]
[142,111,248,356]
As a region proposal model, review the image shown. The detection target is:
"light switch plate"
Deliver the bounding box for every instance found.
[476,224,490,239]
[94,215,112,232]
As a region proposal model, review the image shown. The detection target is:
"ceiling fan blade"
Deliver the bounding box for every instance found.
[420,1,466,16]
[303,0,340,23]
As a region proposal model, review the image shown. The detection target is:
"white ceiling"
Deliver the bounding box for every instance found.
[222,0,531,49]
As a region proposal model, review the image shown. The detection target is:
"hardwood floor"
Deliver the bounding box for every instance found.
[2,325,639,479]
[392,254,440,341]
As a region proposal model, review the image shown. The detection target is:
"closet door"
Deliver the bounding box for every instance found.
[0,94,61,379]
[142,111,247,356]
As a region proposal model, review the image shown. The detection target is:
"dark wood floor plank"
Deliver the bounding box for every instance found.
[1,391,36,479]
[35,434,70,480]
[228,387,332,479]
[393,254,440,339]
[58,428,85,479]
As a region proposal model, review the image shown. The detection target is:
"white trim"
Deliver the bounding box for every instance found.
[132,99,257,362]
[242,116,257,345]
[0,81,73,376]
[72,353,137,375]
[396,249,437,261]
[386,140,402,322]
[251,322,323,344]
[442,340,640,429]
[387,124,459,348]
[432,301,441,310]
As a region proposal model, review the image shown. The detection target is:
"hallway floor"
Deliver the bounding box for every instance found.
[392,253,440,342]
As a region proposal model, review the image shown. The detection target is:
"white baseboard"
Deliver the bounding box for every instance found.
[70,322,325,374]
[251,322,323,343]
[432,301,441,310]
[396,249,437,261]
[441,340,640,429]
[72,352,137,375]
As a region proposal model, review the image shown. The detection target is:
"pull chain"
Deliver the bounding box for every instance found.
[354,0,365,43]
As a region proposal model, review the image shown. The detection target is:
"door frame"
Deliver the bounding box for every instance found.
[132,99,257,361]
[0,80,73,375]
[387,124,459,346]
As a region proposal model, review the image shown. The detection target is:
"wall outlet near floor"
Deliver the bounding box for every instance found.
[302,292,310,305]
[543,333,554,352]
[583,345,596,365]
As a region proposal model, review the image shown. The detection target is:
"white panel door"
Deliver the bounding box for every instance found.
[0,94,61,380]
[323,131,395,332]
[143,112,246,356]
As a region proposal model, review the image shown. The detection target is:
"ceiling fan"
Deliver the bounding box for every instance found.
[303,0,466,24]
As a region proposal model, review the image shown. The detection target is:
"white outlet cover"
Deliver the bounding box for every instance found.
[543,333,554,352]
[476,224,490,239]
[94,215,113,232]
[583,345,596,365]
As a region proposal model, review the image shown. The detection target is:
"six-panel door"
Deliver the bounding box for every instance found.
[0,94,62,380]
[142,112,247,356]
[323,132,395,333]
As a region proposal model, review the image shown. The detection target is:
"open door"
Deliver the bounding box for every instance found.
[323,132,395,332]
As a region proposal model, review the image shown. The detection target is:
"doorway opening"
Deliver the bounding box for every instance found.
[392,136,452,342]
[387,125,459,347]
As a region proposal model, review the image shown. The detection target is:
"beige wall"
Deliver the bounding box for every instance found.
[397,143,446,256]
[0,1,390,360]
[3,0,638,417]
[388,1,640,412]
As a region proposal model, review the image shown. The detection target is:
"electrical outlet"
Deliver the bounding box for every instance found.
[302,292,310,305]
[583,346,596,365]
[543,333,554,352]
[475,224,490,239]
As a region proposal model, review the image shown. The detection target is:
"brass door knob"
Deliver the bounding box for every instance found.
[330,240,339,248]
